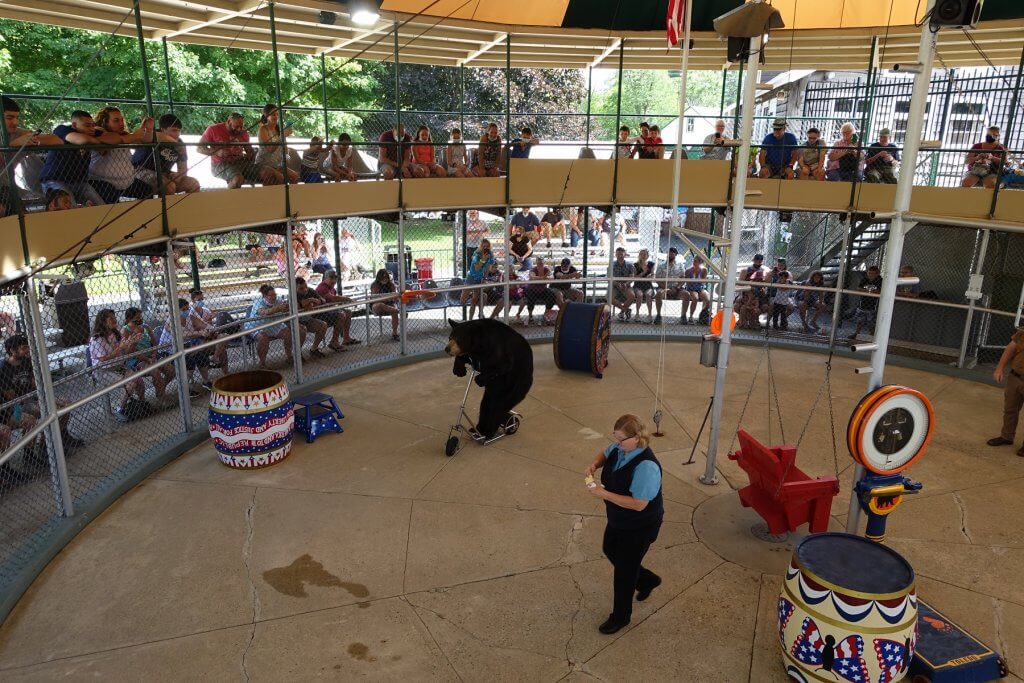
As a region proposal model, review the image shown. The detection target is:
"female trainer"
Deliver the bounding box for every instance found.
[585,414,664,634]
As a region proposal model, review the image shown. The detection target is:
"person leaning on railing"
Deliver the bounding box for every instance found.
[255,104,299,186]
[369,269,400,341]
[197,112,261,189]
[826,122,862,182]
[1,96,62,202]
[961,126,1007,189]
[864,128,900,184]
[88,106,157,204]
[131,114,200,196]
[314,269,361,347]
[700,120,730,162]
[244,284,306,368]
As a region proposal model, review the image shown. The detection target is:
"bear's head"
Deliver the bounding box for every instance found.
[445,319,472,357]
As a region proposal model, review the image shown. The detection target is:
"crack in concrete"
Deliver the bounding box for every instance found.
[240,488,260,683]
[953,492,974,544]
[564,563,585,671]
[400,596,465,682]
[408,600,559,663]
[993,600,1010,666]
[747,574,765,681]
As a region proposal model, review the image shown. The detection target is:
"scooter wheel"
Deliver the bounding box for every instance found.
[445,436,459,457]
[504,415,521,435]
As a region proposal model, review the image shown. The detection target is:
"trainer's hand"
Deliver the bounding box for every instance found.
[584,463,597,477]
[453,364,467,377]
[588,484,607,499]
[994,367,1004,383]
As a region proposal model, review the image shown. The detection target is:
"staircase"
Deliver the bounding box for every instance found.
[794,216,891,283]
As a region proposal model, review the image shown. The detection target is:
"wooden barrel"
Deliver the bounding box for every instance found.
[779,532,917,683]
[553,302,611,378]
[208,370,294,469]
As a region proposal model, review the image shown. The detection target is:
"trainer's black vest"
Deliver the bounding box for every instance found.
[600,446,664,530]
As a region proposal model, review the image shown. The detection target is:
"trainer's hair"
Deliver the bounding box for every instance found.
[614,414,651,448]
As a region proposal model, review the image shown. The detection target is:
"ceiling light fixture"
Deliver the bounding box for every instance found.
[348,0,381,26]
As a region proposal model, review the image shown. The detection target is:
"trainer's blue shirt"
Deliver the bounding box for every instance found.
[603,443,662,501]
[760,131,799,168]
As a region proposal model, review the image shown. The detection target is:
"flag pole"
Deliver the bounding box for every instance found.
[668,0,694,243]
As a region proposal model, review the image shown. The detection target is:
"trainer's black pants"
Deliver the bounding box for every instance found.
[602,521,662,622]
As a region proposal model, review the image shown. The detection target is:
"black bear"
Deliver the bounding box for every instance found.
[445,318,533,439]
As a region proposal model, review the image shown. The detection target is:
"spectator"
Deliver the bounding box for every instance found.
[121,307,172,403]
[45,188,75,211]
[552,257,584,307]
[633,122,654,159]
[540,207,567,248]
[798,271,828,332]
[446,128,469,178]
[700,120,730,161]
[377,123,413,180]
[312,244,333,275]
[327,134,357,182]
[796,127,826,181]
[293,277,332,357]
[197,113,263,189]
[160,297,215,393]
[736,290,762,330]
[770,271,794,330]
[611,247,635,321]
[244,284,305,368]
[509,127,539,159]
[757,118,799,179]
[769,257,788,288]
[740,253,769,317]
[826,123,862,182]
[464,209,489,269]
[508,223,534,271]
[0,334,83,450]
[654,247,686,325]
[647,125,665,159]
[90,308,147,420]
[244,234,264,261]
[315,269,361,346]
[131,113,199,197]
[509,205,542,241]
[682,253,711,324]
[632,249,656,323]
[88,106,155,203]
[568,207,586,248]
[370,268,401,341]
[615,126,635,159]
[987,326,1024,456]
[255,104,299,185]
[338,228,362,280]
[2,97,62,198]
[849,265,883,340]
[300,136,333,183]
[481,262,508,319]
[896,264,921,298]
[473,122,502,177]
[519,256,558,325]
[188,289,229,373]
[463,238,495,319]
[407,126,443,178]
[962,126,1006,189]
[865,128,900,184]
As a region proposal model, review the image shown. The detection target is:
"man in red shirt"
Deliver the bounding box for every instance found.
[962,126,1007,189]
[315,270,361,346]
[197,113,266,189]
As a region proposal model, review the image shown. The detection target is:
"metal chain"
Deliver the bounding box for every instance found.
[727,329,770,456]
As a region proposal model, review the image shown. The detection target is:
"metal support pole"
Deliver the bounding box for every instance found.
[333,219,342,292]
[703,34,763,487]
[719,68,728,118]
[611,41,625,198]
[503,207,511,325]
[284,221,304,384]
[161,38,174,111]
[732,67,744,137]
[393,20,403,207]
[958,228,990,367]
[133,0,168,238]
[930,69,956,186]
[188,242,201,292]
[24,278,73,517]
[459,65,465,133]
[988,44,1024,219]
[847,0,938,534]
[320,53,331,139]
[668,0,694,248]
[398,211,407,355]
[164,242,195,433]
[268,1,291,218]
[827,214,853,349]
[505,34,511,142]
[585,67,593,146]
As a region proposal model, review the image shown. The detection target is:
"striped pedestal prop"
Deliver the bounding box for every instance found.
[209,370,294,469]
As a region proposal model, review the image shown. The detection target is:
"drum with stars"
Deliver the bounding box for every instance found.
[209,370,294,469]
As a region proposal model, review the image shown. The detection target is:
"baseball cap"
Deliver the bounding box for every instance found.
[561,257,571,266]
[879,128,891,136]
[772,118,787,129]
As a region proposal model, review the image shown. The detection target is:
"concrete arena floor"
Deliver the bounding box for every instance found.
[0,342,1022,681]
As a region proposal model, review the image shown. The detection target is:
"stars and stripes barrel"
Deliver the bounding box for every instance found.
[553,302,610,379]
[208,370,294,469]
[779,532,917,683]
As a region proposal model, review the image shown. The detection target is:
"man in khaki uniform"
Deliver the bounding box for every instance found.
[988,326,1024,456]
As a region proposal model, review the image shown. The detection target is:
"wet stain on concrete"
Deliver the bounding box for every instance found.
[262,554,369,598]
[347,642,378,662]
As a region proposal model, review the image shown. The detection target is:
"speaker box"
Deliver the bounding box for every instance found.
[931,0,984,28]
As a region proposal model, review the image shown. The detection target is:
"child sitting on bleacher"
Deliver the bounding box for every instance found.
[300,137,337,183]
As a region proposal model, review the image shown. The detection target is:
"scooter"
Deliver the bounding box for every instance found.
[445,370,522,456]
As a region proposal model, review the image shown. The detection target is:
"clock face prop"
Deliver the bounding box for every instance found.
[847,386,934,475]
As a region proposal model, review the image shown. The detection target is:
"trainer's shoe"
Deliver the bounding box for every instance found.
[987,437,1014,447]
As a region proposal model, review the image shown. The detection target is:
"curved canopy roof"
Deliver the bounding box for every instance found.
[1,0,1022,70]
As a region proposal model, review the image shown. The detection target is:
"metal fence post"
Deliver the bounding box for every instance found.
[161,37,174,112]
[585,66,593,146]
[285,221,304,384]
[24,277,73,517]
[827,214,853,348]
[164,241,195,433]
[988,44,1024,219]
[958,228,990,367]
[320,53,331,139]
[269,1,291,219]
[398,211,407,355]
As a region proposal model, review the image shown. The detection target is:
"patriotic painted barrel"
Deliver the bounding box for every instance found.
[208,370,294,469]
[779,533,917,683]
[553,302,610,378]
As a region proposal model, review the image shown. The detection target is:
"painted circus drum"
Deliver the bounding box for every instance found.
[208,370,294,469]
[779,533,917,683]
[553,302,610,378]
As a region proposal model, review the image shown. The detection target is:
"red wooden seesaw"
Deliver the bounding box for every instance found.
[728,429,840,535]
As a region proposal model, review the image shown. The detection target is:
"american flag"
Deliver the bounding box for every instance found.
[666,0,686,47]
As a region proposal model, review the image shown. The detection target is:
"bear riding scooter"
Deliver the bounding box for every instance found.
[445,370,522,456]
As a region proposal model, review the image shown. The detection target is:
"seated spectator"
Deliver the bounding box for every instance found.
[480,262,508,319]
[654,247,686,324]
[293,277,332,357]
[244,284,305,368]
[188,289,229,373]
[2,97,62,200]
[798,271,828,332]
[445,128,469,178]
[632,249,656,323]
[244,234,264,261]
[700,120,730,161]
[315,269,361,346]
[850,266,883,340]
[632,122,655,159]
[300,137,334,183]
[611,247,635,320]
[736,290,762,330]
[255,104,299,185]
[796,128,826,181]
[826,123,862,182]
[410,126,446,178]
[647,125,665,159]
[121,307,172,403]
[508,224,534,271]
[509,206,540,244]
[962,126,1006,189]
[682,253,711,324]
[758,118,798,179]
[615,126,636,159]
[740,253,769,317]
[89,106,157,203]
[540,207,567,248]
[159,298,214,392]
[131,113,199,197]
[770,271,794,330]
[519,257,558,325]
[472,122,502,177]
[568,207,586,248]
[197,113,263,189]
[370,268,401,341]
[552,257,584,307]
[462,238,495,320]
[312,244,333,274]
[464,209,489,269]
[509,127,539,159]
[378,124,413,181]
[45,188,76,211]
[338,228,362,280]
[896,264,921,298]
[90,308,148,420]
[327,134,357,182]
[865,128,900,184]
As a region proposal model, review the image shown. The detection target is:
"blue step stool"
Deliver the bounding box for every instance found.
[293,392,344,443]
